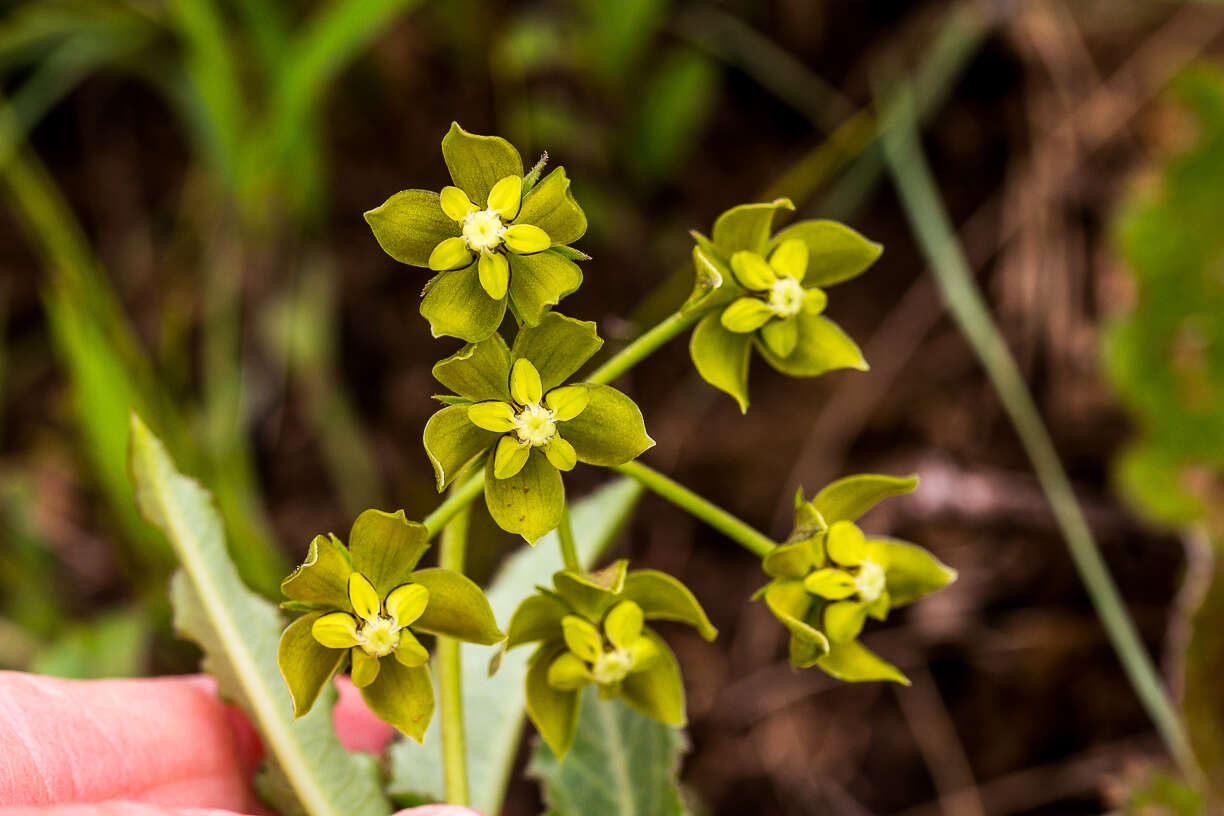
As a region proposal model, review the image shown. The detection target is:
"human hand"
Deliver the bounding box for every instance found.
[0,671,481,816]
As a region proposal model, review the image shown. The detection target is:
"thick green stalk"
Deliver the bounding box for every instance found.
[422,473,485,538]
[879,89,1203,786]
[586,309,704,385]
[614,461,774,558]
[437,503,471,806]
[557,504,580,571]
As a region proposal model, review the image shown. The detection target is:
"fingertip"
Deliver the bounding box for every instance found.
[332,676,395,755]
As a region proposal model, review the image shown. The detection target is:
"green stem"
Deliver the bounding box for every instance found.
[423,472,485,538]
[557,504,580,571]
[586,309,704,386]
[614,461,775,558]
[879,88,1203,787]
[437,502,470,806]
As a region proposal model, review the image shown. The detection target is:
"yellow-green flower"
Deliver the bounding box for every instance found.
[365,122,588,343]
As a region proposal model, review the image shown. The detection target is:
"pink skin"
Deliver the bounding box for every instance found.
[0,672,482,816]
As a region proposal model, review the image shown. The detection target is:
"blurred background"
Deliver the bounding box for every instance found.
[3,0,1224,813]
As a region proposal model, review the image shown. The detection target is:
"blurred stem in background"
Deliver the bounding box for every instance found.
[879,86,1204,789]
[438,502,472,806]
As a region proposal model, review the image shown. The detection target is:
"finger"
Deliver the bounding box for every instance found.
[0,804,245,816]
[395,808,487,816]
[0,672,261,811]
[332,677,395,756]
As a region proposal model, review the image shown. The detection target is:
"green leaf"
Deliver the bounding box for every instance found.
[484,449,565,543]
[423,405,499,490]
[387,478,643,813]
[441,122,524,206]
[512,312,603,390]
[816,639,909,685]
[768,220,883,287]
[813,474,918,525]
[711,198,794,255]
[277,613,347,718]
[530,691,686,816]
[433,334,513,403]
[361,657,435,742]
[525,642,582,756]
[507,250,584,327]
[128,415,390,816]
[866,536,956,606]
[619,629,686,726]
[757,311,867,377]
[626,47,718,185]
[516,167,587,245]
[689,312,752,412]
[349,509,429,596]
[558,385,654,467]
[410,567,504,644]
[621,570,718,641]
[364,189,458,267]
[281,534,352,609]
[506,592,570,649]
[420,264,508,343]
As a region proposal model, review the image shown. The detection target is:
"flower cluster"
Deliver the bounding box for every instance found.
[756,474,956,682]
[504,560,717,755]
[687,199,882,411]
[277,509,503,740]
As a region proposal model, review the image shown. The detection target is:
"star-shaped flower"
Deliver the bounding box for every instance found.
[423,312,654,542]
[687,198,883,411]
[365,122,588,343]
[504,560,718,757]
[756,474,956,683]
[277,509,504,741]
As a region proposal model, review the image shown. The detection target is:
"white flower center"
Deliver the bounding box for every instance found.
[592,649,634,685]
[513,402,556,447]
[854,559,886,603]
[358,616,400,657]
[768,276,805,318]
[462,209,505,252]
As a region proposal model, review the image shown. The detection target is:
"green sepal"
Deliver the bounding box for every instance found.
[553,559,628,620]
[516,167,587,245]
[420,264,508,343]
[759,316,798,358]
[484,449,564,543]
[277,612,347,718]
[762,538,818,579]
[526,641,582,757]
[816,639,909,685]
[865,536,957,607]
[763,580,829,665]
[433,395,473,406]
[433,334,513,403]
[757,312,866,377]
[507,250,583,327]
[409,567,505,645]
[349,509,429,596]
[551,245,593,262]
[281,533,353,609]
[364,189,459,268]
[711,198,794,255]
[768,220,882,287]
[556,384,654,466]
[690,312,752,413]
[511,312,603,391]
[813,473,918,524]
[441,122,524,206]
[619,629,686,726]
[506,592,570,649]
[621,569,718,641]
[360,657,436,741]
[423,405,500,491]
[685,240,740,313]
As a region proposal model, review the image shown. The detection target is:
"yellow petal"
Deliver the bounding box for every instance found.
[543,436,577,471]
[350,648,381,688]
[730,251,776,290]
[477,251,510,300]
[428,236,473,271]
[603,600,643,650]
[385,582,430,626]
[393,629,430,667]
[769,239,808,282]
[348,572,381,620]
[503,223,551,254]
[561,615,602,663]
[487,175,523,220]
[493,436,531,479]
[440,186,477,222]
[544,385,588,421]
[803,287,828,315]
[547,652,592,691]
[509,358,543,405]
[467,400,516,432]
[720,298,774,333]
[311,612,361,649]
